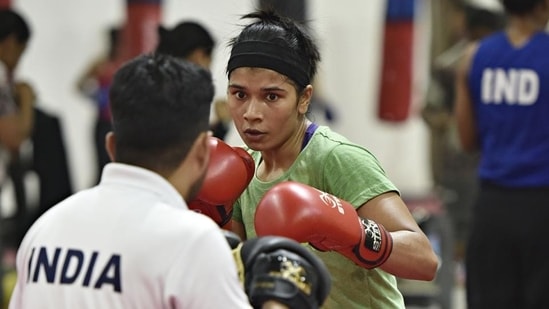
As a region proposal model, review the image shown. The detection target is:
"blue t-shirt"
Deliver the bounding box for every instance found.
[468,31,549,187]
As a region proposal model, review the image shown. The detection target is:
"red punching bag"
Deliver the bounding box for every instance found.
[378,0,415,122]
[0,0,10,9]
[119,0,162,61]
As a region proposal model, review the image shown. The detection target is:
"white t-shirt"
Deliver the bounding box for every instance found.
[9,163,252,309]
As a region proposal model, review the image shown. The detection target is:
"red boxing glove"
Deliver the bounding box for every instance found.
[255,181,393,269]
[188,137,254,230]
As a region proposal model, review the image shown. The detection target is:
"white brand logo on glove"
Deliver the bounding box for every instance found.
[318,191,345,215]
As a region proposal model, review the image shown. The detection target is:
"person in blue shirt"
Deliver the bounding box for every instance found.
[454,0,549,308]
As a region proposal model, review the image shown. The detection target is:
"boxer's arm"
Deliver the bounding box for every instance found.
[256,181,439,279]
[357,191,439,280]
[255,181,393,269]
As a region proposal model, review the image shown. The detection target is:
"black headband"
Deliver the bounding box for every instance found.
[227,41,310,88]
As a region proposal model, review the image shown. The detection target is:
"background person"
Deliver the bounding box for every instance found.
[76,26,122,185]
[0,10,34,308]
[155,21,232,140]
[454,0,549,307]
[0,9,34,211]
[422,2,506,261]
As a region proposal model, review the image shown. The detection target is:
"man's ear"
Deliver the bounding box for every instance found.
[190,131,211,174]
[105,132,116,162]
[298,85,313,115]
[168,131,211,200]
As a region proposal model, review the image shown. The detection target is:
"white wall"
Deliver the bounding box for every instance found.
[11,0,432,195]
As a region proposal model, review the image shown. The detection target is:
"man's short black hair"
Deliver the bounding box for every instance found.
[109,53,214,172]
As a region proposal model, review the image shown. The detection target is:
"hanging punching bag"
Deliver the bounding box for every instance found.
[0,0,10,9]
[119,0,162,61]
[378,0,415,122]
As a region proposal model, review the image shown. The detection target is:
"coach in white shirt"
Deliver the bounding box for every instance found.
[9,54,255,309]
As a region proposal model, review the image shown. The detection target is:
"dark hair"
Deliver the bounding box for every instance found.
[227,10,320,91]
[0,9,31,43]
[109,53,213,172]
[465,5,506,34]
[500,0,544,14]
[156,21,215,59]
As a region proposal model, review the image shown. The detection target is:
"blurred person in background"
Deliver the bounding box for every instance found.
[422,1,505,261]
[454,0,549,307]
[0,8,33,309]
[77,26,122,185]
[156,21,232,140]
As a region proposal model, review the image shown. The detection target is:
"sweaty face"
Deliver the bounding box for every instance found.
[227,67,308,152]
